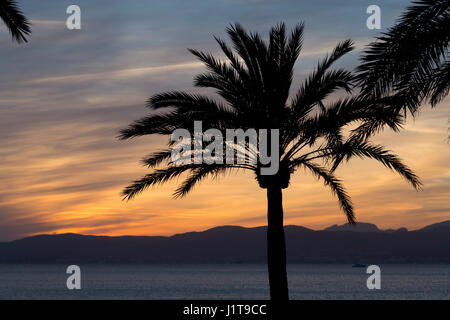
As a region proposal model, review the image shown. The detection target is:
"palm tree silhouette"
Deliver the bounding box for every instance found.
[358,0,449,114]
[0,0,31,43]
[119,23,422,301]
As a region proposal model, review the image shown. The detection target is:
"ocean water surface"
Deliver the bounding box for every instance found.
[0,264,448,299]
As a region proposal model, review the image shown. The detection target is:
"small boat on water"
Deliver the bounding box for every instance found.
[352,263,367,268]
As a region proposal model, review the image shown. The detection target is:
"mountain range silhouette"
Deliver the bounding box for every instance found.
[0,221,449,264]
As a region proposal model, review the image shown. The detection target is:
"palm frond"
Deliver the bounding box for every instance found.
[119,92,238,140]
[284,22,304,68]
[358,0,450,112]
[0,0,31,43]
[330,141,422,190]
[117,112,180,139]
[226,23,265,90]
[214,35,249,78]
[121,165,198,201]
[290,40,355,118]
[141,149,173,168]
[173,165,231,198]
[301,161,355,224]
[188,49,244,98]
[147,91,231,114]
[430,60,450,106]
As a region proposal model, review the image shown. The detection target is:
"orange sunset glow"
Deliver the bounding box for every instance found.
[0,0,449,242]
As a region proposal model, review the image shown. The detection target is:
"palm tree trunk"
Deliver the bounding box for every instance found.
[266,185,289,301]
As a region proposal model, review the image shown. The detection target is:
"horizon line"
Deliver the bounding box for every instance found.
[8,219,449,243]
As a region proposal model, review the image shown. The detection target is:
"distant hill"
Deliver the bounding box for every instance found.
[324,222,381,232]
[0,221,449,264]
[322,221,416,233]
[417,220,450,232]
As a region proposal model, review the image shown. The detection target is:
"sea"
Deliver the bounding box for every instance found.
[0,264,448,300]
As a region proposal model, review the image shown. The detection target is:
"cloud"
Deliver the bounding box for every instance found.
[29,62,203,84]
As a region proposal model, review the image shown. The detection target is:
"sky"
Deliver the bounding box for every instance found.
[0,0,448,241]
